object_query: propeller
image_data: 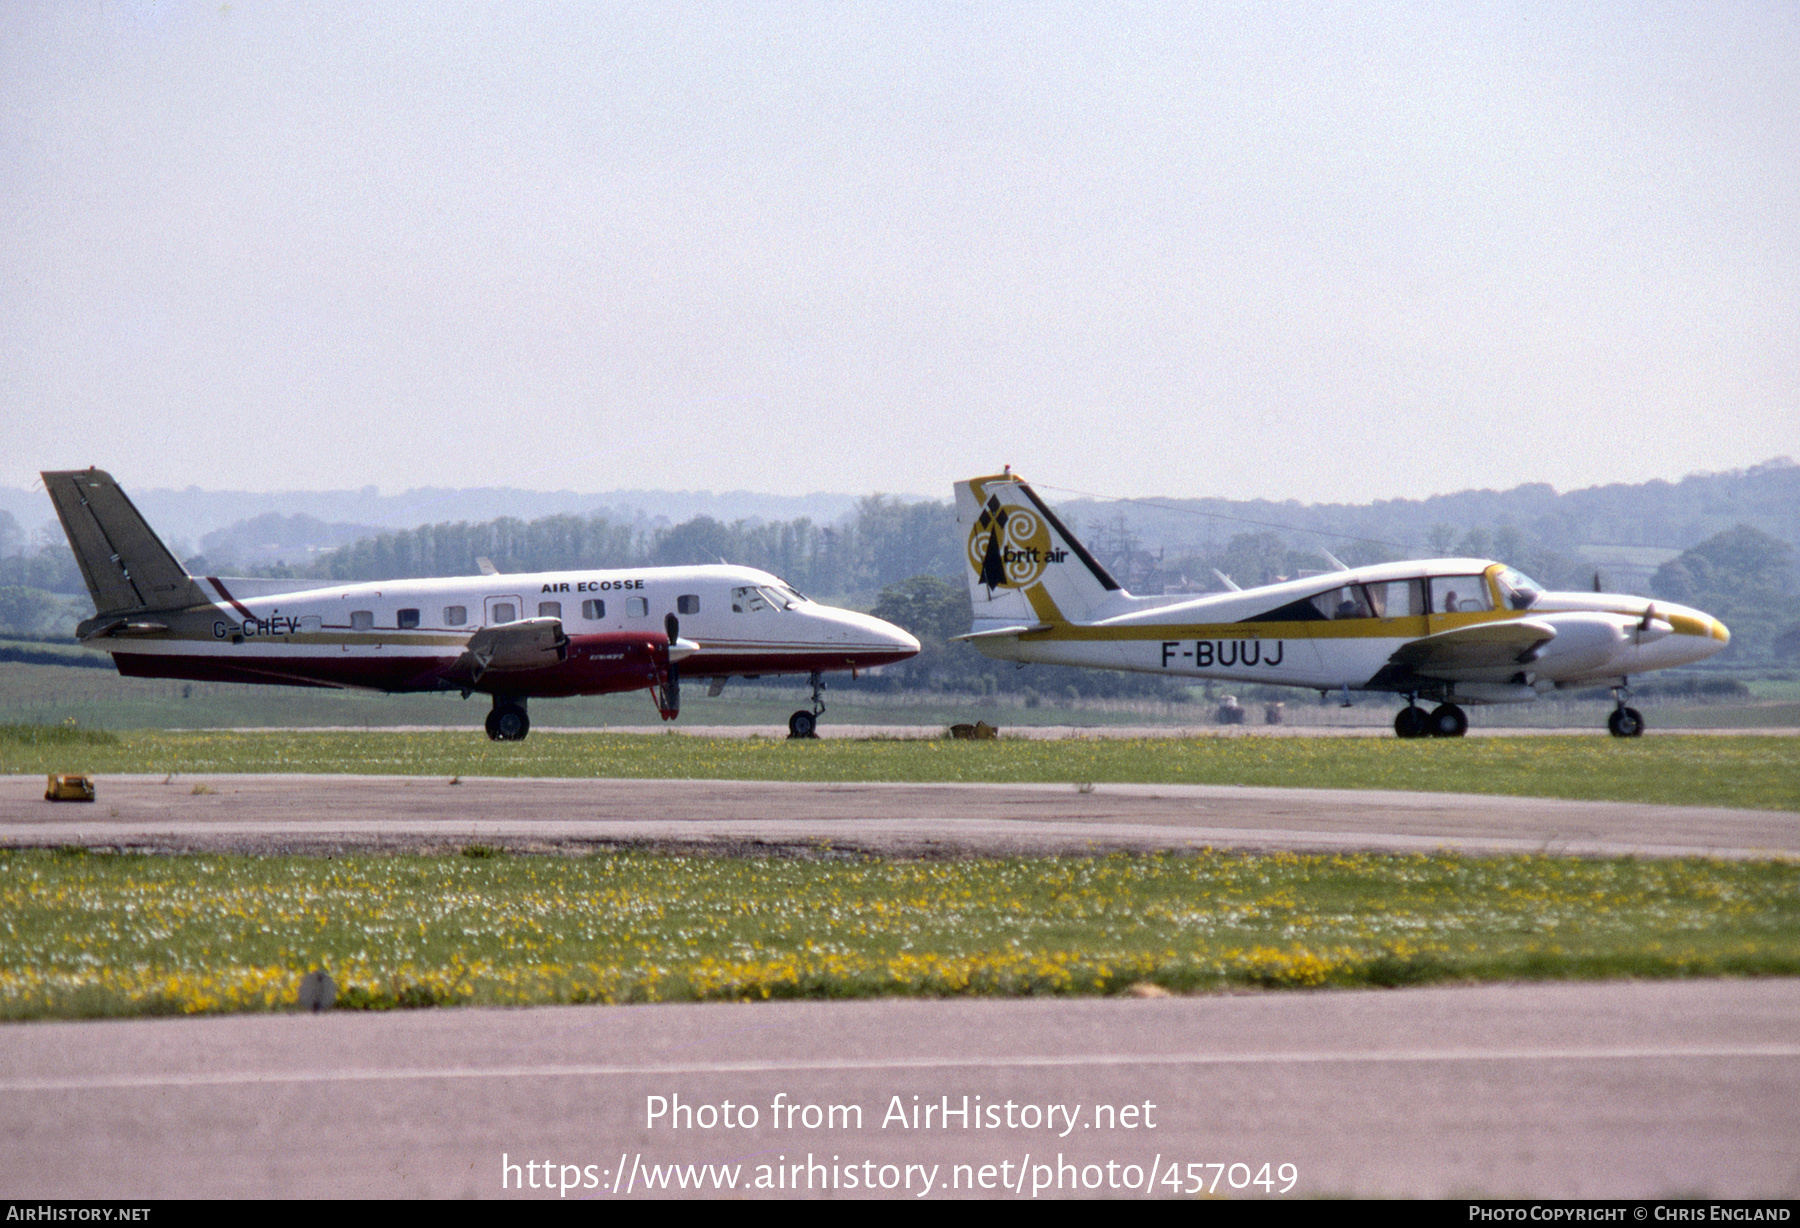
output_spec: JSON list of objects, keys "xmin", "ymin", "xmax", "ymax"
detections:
[{"xmin": 662, "ymin": 613, "xmax": 681, "ymax": 715}]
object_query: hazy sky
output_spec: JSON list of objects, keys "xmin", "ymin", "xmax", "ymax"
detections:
[{"xmin": 4, "ymin": 2, "xmax": 1795, "ymax": 504}]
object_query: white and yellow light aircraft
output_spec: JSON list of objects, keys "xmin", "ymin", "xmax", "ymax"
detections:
[
  {"xmin": 954, "ymin": 471, "xmax": 1730, "ymax": 737},
  {"xmin": 43, "ymin": 469, "xmax": 918, "ymax": 739}
]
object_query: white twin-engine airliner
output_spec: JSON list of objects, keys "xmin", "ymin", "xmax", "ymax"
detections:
[
  {"xmin": 954, "ymin": 471, "xmax": 1730, "ymax": 738},
  {"xmin": 43, "ymin": 469, "xmax": 919, "ymax": 740}
]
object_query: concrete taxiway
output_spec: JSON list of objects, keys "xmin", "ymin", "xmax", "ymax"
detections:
[{"xmin": 3, "ymin": 772, "xmax": 1795, "ymax": 859}]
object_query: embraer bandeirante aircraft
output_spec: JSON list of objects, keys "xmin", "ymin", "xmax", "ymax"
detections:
[
  {"xmin": 954, "ymin": 471, "xmax": 1730, "ymax": 737},
  {"xmin": 42, "ymin": 469, "xmax": 918, "ymax": 740}
]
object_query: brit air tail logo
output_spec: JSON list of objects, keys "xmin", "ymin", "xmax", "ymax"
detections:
[{"xmin": 968, "ymin": 494, "xmax": 1068, "ymax": 595}]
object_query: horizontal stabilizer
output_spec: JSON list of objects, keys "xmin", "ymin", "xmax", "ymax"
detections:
[
  {"xmin": 951, "ymin": 623, "xmax": 1052, "ymax": 642},
  {"xmin": 83, "ymin": 618, "xmax": 171, "ymax": 637}
]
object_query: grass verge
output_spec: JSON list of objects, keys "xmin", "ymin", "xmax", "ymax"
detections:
[
  {"xmin": 3, "ymin": 727, "xmax": 1796, "ymax": 810},
  {"xmin": 2, "ymin": 848, "xmax": 1795, "ymax": 1020}
]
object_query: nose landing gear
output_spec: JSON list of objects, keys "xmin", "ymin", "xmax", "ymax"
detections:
[
  {"xmin": 1608, "ymin": 683, "xmax": 1644, "ymax": 738},
  {"xmin": 788, "ymin": 670, "xmax": 826, "ymax": 739}
]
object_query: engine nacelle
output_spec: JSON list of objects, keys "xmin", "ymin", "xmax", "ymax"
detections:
[{"xmin": 1527, "ymin": 612, "xmax": 1632, "ymax": 679}]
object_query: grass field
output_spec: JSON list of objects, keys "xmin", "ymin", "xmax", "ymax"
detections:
[
  {"xmin": 3, "ymin": 847, "xmax": 1794, "ymax": 1020},
  {"xmin": 4, "ymin": 725, "xmax": 1797, "ymax": 811},
  {"xmin": 4, "ymin": 724, "xmax": 1794, "ymax": 1021}
]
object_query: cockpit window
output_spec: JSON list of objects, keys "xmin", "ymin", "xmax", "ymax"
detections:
[
  {"xmin": 731, "ymin": 584, "xmax": 806, "ymax": 613},
  {"xmin": 1492, "ymin": 566, "xmax": 1542, "ymax": 610},
  {"xmin": 1430, "ymin": 575, "xmax": 1493, "ymax": 614}
]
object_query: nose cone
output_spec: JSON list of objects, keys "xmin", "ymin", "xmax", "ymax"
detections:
[
  {"xmin": 858, "ymin": 610, "xmax": 922, "ymax": 662},
  {"xmin": 1663, "ymin": 606, "xmax": 1730, "ymax": 667},
  {"xmin": 812, "ymin": 607, "xmax": 920, "ymax": 665}
]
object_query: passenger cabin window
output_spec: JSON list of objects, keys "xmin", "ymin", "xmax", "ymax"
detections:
[
  {"xmin": 1430, "ymin": 575, "xmax": 1492, "ymax": 614},
  {"xmin": 489, "ymin": 602, "xmax": 517, "ymax": 624},
  {"xmin": 677, "ymin": 594, "xmax": 700, "ymax": 615},
  {"xmin": 626, "ymin": 596, "xmax": 648, "ymax": 617},
  {"xmin": 444, "ymin": 605, "xmax": 467, "ymax": 626},
  {"xmin": 1315, "ymin": 585, "xmax": 1372, "ymax": 620},
  {"xmin": 582, "ymin": 599, "xmax": 605, "ymax": 620},
  {"xmin": 1365, "ymin": 579, "xmax": 1424, "ymax": 618},
  {"xmin": 1270, "ymin": 578, "xmax": 1435, "ymax": 620},
  {"xmin": 397, "ymin": 608, "xmax": 421, "ymax": 629},
  {"xmin": 538, "ymin": 601, "xmax": 561, "ymax": 619},
  {"xmin": 1244, "ymin": 583, "xmax": 1388, "ymax": 623},
  {"xmin": 350, "ymin": 610, "xmax": 374, "ymax": 631}
]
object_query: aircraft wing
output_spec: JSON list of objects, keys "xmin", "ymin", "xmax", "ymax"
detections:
[
  {"xmin": 457, "ymin": 617, "xmax": 569, "ymax": 681},
  {"xmin": 1385, "ymin": 619, "xmax": 1558, "ymax": 678}
]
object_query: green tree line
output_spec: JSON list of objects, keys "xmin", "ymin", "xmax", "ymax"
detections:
[{"xmin": 300, "ymin": 495, "xmax": 962, "ymax": 605}]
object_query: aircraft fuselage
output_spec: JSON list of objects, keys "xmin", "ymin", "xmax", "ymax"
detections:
[
  {"xmin": 971, "ymin": 559, "xmax": 1729, "ymax": 700},
  {"xmin": 92, "ymin": 564, "xmax": 918, "ymax": 697}
]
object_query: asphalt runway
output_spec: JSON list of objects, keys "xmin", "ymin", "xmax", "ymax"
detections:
[
  {"xmin": 1, "ymin": 979, "xmax": 1795, "ymax": 1199},
  {"xmin": 4, "ymin": 771, "xmax": 1795, "ymax": 859}
]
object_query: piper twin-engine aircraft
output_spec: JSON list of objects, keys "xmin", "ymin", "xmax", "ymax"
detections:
[
  {"xmin": 954, "ymin": 471, "xmax": 1730, "ymax": 737},
  {"xmin": 42, "ymin": 469, "xmax": 918, "ymax": 740}
]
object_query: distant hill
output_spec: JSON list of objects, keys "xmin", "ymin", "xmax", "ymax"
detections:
[
  {"xmin": 0, "ymin": 483, "xmax": 883, "ymax": 565},
  {"xmin": 3, "ymin": 458, "xmax": 1793, "ymax": 587},
  {"xmin": 1050, "ymin": 457, "xmax": 1800, "ymax": 594},
  {"xmin": 1051, "ymin": 456, "xmax": 1799, "ymax": 556}
]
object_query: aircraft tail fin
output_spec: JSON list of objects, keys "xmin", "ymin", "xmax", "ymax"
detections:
[
  {"xmin": 40, "ymin": 469, "xmax": 209, "ymax": 616},
  {"xmin": 954, "ymin": 472, "xmax": 1122, "ymax": 626}
]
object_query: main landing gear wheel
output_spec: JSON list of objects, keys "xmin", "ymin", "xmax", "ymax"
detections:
[
  {"xmin": 1428, "ymin": 703, "xmax": 1468, "ymax": 738},
  {"xmin": 1394, "ymin": 706, "xmax": 1431, "ymax": 739},
  {"xmin": 485, "ymin": 700, "xmax": 530, "ymax": 742},
  {"xmin": 1608, "ymin": 706, "xmax": 1644, "ymax": 738}
]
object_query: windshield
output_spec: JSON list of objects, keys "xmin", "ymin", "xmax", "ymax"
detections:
[
  {"xmin": 1492, "ymin": 566, "xmax": 1543, "ymax": 610},
  {"xmin": 731, "ymin": 584, "xmax": 809, "ymax": 613}
]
